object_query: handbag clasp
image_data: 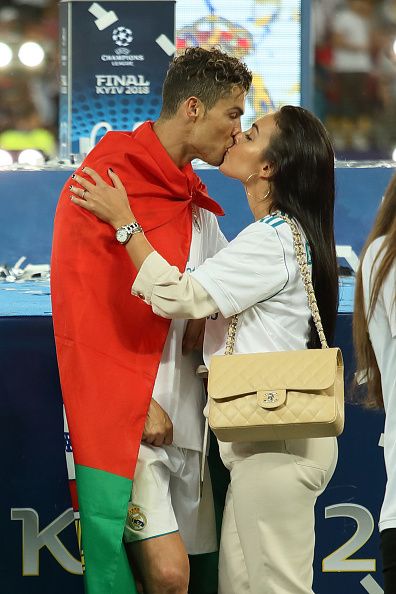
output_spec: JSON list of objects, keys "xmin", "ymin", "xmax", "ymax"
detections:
[{"xmin": 257, "ymin": 389, "xmax": 286, "ymax": 409}]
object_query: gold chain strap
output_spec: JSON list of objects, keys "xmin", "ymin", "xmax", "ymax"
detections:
[
  {"xmin": 224, "ymin": 213, "xmax": 329, "ymax": 356},
  {"xmin": 224, "ymin": 314, "xmax": 239, "ymax": 355}
]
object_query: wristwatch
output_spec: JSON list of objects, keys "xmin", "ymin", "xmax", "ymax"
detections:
[{"xmin": 115, "ymin": 221, "xmax": 143, "ymax": 245}]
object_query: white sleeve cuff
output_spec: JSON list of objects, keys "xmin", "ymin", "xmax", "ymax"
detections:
[{"xmin": 132, "ymin": 251, "xmax": 176, "ymax": 303}]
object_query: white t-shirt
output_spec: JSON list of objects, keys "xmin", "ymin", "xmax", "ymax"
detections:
[
  {"xmin": 333, "ymin": 9, "xmax": 372, "ymax": 73},
  {"xmin": 152, "ymin": 206, "xmax": 227, "ymax": 452},
  {"xmin": 362, "ymin": 237, "xmax": 396, "ymax": 532},
  {"xmin": 192, "ymin": 214, "xmax": 312, "ymax": 466}
]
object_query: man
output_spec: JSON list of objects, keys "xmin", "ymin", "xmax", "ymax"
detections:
[{"xmin": 51, "ymin": 47, "xmax": 251, "ymax": 594}]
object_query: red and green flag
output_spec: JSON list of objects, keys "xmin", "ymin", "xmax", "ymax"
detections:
[{"xmin": 51, "ymin": 122, "xmax": 223, "ymax": 593}]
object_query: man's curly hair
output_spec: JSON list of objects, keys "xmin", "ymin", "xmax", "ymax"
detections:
[{"xmin": 160, "ymin": 47, "xmax": 252, "ymax": 118}]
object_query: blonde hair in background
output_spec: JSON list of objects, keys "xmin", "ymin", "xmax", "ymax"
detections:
[{"xmin": 353, "ymin": 175, "xmax": 396, "ymax": 407}]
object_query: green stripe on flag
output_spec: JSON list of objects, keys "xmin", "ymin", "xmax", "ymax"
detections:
[{"xmin": 76, "ymin": 464, "xmax": 137, "ymax": 594}]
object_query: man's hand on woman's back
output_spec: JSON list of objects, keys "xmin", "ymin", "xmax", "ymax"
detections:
[{"xmin": 142, "ymin": 399, "xmax": 173, "ymax": 446}]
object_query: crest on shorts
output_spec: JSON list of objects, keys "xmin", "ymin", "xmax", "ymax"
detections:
[{"xmin": 127, "ymin": 506, "xmax": 147, "ymax": 532}]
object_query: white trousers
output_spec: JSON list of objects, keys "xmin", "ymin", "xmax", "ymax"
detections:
[{"xmin": 218, "ymin": 437, "xmax": 338, "ymax": 594}]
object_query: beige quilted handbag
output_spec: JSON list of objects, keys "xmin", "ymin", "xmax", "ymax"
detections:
[{"xmin": 207, "ymin": 214, "xmax": 344, "ymax": 442}]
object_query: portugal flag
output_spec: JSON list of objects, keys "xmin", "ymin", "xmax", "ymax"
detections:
[{"xmin": 51, "ymin": 122, "xmax": 223, "ymax": 593}]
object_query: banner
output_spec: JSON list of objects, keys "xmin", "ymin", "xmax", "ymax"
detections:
[
  {"xmin": 59, "ymin": 0, "xmax": 175, "ymax": 159},
  {"xmin": 175, "ymin": 0, "xmax": 306, "ymax": 127}
]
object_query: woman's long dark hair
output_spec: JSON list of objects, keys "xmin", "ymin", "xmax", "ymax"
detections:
[
  {"xmin": 266, "ymin": 106, "xmax": 338, "ymax": 347},
  {"xmin": 353, "ymin": 175, "xmax": 396, "ymax": 408}
]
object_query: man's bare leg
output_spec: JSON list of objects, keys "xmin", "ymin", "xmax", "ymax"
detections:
[{"xmin": 126, "ymin": 532, "xmax": 189, "ymax": 594}]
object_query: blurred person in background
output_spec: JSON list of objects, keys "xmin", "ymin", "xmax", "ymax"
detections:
[
  {"xmin": 374, "ymin": 11, "xmax": 396, "ymax": 154},
  {"xmin": 0, "ymin": 104, "xmax": 56, "ymax": 160},
  {"xmin": 312, "ymin": 0, "xmax": 340, "ymax": 121},
  {"xmin": 330, "ymin": 0, "xmax": 376, "ymax": 151},
  {"xmin": 376, "ymin": 25, "xmax": 396, "ymax": 153},
  {"xmin": 0, "ymin": 0, "xmax": 58, "ymax": 157},
  {"xmin": 353, "ymin": 175, "xmax": 396, "ymax": 594}
]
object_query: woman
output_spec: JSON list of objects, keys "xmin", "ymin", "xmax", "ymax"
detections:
[
  {"xmin": 353, "ymin": 176, "xmax": 396, "ymax": 594},
  {"xmin": 70, "ymin": 106, "xmax": 339, "ymax": 594}
]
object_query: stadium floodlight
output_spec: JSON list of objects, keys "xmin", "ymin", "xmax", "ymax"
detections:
[
  {"xmin": 0, "ymin": 42, "xmax": 12, "ymax": 68},
  {"xmin": 18, "ymin": 42, "xmax": 45, "ymax": 68},
  {"xmin": 18, "ymin": 149, "xmax": 45, "ymax": 166},
  {"xmin": 0, "ymin": 149, "xmax": 13, "ymax": 166}
]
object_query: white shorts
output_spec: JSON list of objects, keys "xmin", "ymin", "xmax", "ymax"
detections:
[{"xmin": 124, "ymin": 443, "xmax": 218, "ymax": 555}]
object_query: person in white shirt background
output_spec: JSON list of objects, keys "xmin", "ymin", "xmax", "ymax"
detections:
[
  {"xmin": 70, "ymin": 105, "xmax": 339, "ymax": 594},
  {"xmin": 330, "ymin": 0, "xmax": 375, "ymax": 150},
  {"xmin": 353, "ymin": 176, "xmax": 396, "ymax": 594}
]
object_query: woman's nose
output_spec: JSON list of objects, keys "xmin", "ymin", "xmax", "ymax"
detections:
[{"xmin": 233, "ymin": 131, "xmax": 244, "ymax": 144}]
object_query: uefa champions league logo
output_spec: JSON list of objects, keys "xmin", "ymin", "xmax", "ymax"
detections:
[{"xmin": 112, "ymin": 26, "xmax": 133, "ymax": 47}]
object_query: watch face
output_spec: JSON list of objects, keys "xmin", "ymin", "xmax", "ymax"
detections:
[{"xmin": 116, "ymin": 228, "xmax": 129, "ymax": 244}]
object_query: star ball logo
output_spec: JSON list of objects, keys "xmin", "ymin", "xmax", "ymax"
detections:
[{"xmin": 112, "ymin": 26, "xmax": 133, "ymax": 47}]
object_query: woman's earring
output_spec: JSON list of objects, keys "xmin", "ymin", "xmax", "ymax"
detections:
[
  {"xmin": 245, "ymin": 172, "xmax": 258, "ymax": 185},
  {"xmin": 263, "ymin": 184, "xmax": 271, "ymax": 201}
]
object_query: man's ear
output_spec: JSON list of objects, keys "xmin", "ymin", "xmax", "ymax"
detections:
[{"xmin": 185, "ymin": 96, "xmax": 203, "ymax": 121}]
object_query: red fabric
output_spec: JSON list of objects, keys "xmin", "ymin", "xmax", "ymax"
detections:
[
  {"xmin": 68, "ymin": 479, "xmax": 79, "ymax": 512},
  {"xmin": 51, "ymin": 121, "xmax": 223, "ymax": 479}
]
